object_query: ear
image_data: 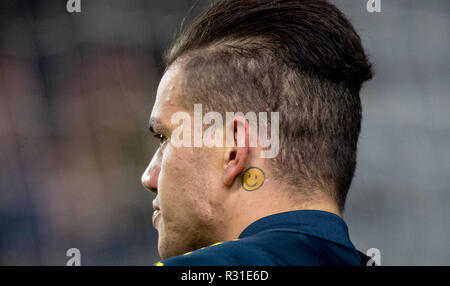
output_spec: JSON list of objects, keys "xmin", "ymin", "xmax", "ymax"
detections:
[{"xmin": 223, "ymin": 117, "xmax": 250, "ymax": 186}]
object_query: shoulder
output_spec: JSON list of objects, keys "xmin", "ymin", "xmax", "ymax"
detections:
[
  {"xmin": 153, "ymin": 229, "xmax": 366, "ymax": 266},
  {"xmin": 153, "ymin": 231, "xmax": 316, "ymax": 266},
  {"xmin": 153, "ymin": 239, "xmax": 257, "ymax": 266}
]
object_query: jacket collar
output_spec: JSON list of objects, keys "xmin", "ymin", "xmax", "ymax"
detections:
[{"xmin": 238, "ymin": 210, "xmax": 356, "ymax": 250}]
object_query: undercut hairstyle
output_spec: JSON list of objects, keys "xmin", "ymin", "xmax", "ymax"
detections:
[{"xmin": 164, "ymin": 0, "xmax": 373, "ymax": 212}]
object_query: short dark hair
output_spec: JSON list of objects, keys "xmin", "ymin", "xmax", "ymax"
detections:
[{"xmin": 164, "ymin": 0, "xmax": 373, "ymax": 212}]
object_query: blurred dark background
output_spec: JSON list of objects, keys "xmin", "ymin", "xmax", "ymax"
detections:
[{"xmin": 0, "ymin": 0, "xmax": 449, "ymax": 265}]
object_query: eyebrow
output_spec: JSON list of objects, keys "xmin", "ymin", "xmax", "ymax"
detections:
[{"xmin": 148, "ymin": 117, "xmax": 169, "ymax": 135}]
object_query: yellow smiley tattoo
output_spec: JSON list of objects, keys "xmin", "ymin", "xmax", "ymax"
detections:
[{"xmin": 242, "ymin": 167, "xmax": 265, "ymax": 191}]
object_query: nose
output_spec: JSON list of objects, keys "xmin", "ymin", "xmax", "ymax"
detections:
[{"xmin": 141, "ymin": 151, "xmax": 161, "ymax": 194}]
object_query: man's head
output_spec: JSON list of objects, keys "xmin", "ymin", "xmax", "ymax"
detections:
[{"xmin": 142, "ymin": 0, "xmax": 372, "ymax": 259}]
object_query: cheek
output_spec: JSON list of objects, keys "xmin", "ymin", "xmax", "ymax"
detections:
[
  {"xmin": 158, "ymin": 146, "xmax": 220, "ymax": 221},
  {"xmin": 158, "ymin": 146, "xmax": 197, "ymax": 215}
]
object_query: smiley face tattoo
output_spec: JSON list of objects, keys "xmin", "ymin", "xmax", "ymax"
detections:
[{"xmin": 242, "ymin": 167, "xmax": 265, "ymax": 191}]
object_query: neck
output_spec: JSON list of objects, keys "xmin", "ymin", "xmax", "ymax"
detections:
[{"xmin": 221, "ymin": 188, "xmax": 341, "ymax": 242}]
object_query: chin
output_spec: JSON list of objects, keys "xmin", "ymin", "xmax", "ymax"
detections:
[{"xmin": 157, "ymin": 236, "xmax": 185, "ymax": 259}]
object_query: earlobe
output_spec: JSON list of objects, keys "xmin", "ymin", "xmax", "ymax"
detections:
[
  {"xmin": 223, "ymin": 118, "xmax": 250, "ymax": 187},
  {"xmin": 223, "ymin": 149, "xmax": 246, "ymax": 186}
]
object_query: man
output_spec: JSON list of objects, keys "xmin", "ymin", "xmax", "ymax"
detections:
[{"xmin": 141, "ymin": 0, "xmax": 373, "ymax": 266}]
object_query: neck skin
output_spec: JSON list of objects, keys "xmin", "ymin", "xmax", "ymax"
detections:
[{"xmin": 220, "ymin": 181, "xmax": 341, "ymax": 242}]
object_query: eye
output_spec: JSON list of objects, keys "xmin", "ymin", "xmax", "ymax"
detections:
[{"xmin": 153, "ymin": 133, "xmax": 167, "ymax": 145}]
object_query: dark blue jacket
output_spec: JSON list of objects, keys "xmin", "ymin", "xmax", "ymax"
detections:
[{"xmin": 153, "ymin": 210, "xmax": 370, "ymax": 266}]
